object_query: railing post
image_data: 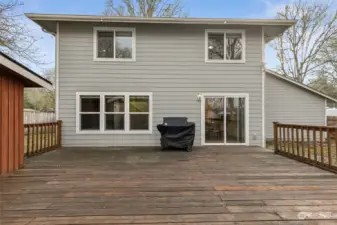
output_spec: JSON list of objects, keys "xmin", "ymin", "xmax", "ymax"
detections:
[
  {"xmin": 273, "ymin": 122, "xmax": 279, "ymax": 153},
  {"xmin": 327, "ymin": 128, "xmax": 332, "ymax": 167},
  {"xmin": 57, "ymin": 120, "xmax": 62, "ymax": 148},
  {"xmin": 334, "ymin": 128, "xmax": 337, "ymax": 164},
  {"xmin": 26, "ymin": 125, "xmax": 30, "ymax": 156},
  {"xmin": 296, "ymin": 127, "xmax": 300, "ymax": 156}
]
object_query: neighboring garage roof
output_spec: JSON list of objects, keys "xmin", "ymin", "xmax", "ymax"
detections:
[
  {"xmin": 0, "ymin": 52, "xmax": 53, "ymax": 90},
  {"xmin": 25, "ymin": 13, "xmax": 296, "ymax": 42},
  {"xmin": 266, "ymin": 69, "xmax": 337, "ymax": 103}
]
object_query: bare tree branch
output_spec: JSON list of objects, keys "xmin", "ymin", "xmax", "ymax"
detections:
[
  {"xmin": 0, "ymin": 0, "xmax": 43, "ymax": 65},
  {"xmin": 271, "ymin": 0, "xmax": 337, "ymax": 83},
  {"xmin": 103, "ymin": 0, "xmax": 186, "ymax": 17},
  {"xmin": 319, "ymin": 37, "xmax": 337, "ymax": 81}
]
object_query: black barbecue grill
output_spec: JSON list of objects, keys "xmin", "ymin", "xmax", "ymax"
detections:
[{"xmin": 157, "ymin": 117, "xmax": 195, "ymax": 152}]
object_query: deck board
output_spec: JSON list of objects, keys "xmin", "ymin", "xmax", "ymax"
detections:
[{"xmin": 1, "ymin": 146, "xmax": 337, "ymax": 224}]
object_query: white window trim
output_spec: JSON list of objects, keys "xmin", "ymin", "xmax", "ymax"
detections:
[
  {"xmin": 200, "ymin": 93, "xmax": 249, "ymax": 146},
  {"xmin": 205, "ymin": 29, "xmax": 246, "ymax": 64},
  {"xmin": 93, "ymin": 27, "xmax": 136, "ymax": 62},
  {"xmin": 76, "ymin": 92, "xmax": 152, "ymax": 134}
]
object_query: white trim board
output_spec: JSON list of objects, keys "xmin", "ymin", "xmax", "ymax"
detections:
[
  {"xmin": 325, "ymin": 99, "xmax": 327, "ymax": 126},
  {"xmin": 200, "ymin": 93, "xmax": 249, "ymax": 146},
  {"xmin": 76, "ymin": 92, "xmax": 153, "ymax": 134},
  {"xmin": 266, "ymin": 69, "xmax": 337, "ymax": 103},
  {"xmin": 0, "ymin": 54, "xmax": 53, "ymax": 90}
]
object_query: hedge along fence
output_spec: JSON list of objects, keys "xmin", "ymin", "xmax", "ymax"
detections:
[{"xmin": 24, "ymin": 120, "xmax": 62, "ymax": 157}]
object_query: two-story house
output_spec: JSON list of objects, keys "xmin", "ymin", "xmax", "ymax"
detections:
[{"xmin": 27, "ymin": 14, "xmax": 336, "ymax": 148}]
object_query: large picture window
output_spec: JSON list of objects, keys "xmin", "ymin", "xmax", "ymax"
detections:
[
  {"xmin": 206, "ymin": 29, "xmax": 245, "ymax": 63},
  {"xmin": 94, "ymin": 27, "xmax": 136, "ymax": 61},
  {"xmin": 76, "ymin": 92, "xmax": 152, "ymax": 134}
]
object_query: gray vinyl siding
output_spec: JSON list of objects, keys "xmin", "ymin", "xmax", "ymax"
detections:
[
  {"xmin": 265, "ymin": 74, "xmax": 326, "ymax": 140},
  {"xmin": 58, "ymin": 22, "xmax": 263, "ymax": 147}
]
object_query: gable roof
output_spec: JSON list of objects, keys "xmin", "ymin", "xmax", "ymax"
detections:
[
  {"xmin": 25, "ymin": 13, "xmax": 296, "ymax": 42},
  {"xmin": 0, "ymin": 52, "xmax": 53, "ymax": 90},
  {"xmin": 266, "ymin": 69, "xmax": 337, "ymax": 103}
]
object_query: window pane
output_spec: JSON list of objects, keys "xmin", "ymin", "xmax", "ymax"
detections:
[
  {"xmin": 105, "ymin": 114, "xmax": 125, "ymax": 130},
  {"xmin": 130, "ymin": 96, "xmax": 149, "ymax": 112},
  {"xmin": 205, "ymin": 97, "xmax": 224, "ymax": 144},
  {"xmin": 105, "ymin": 96, "xmax": 125, "ymax": 112},
  {"xmin": 130, "ymin": 114, "xmax": 149, "ymax": 130},
  {"xmin": 226, "ymin": 98, "xmax": 245, "ymax": 143},
  {"xmin": 208, "ymin": 33, "xmax": 224, "ymax": 60},
  {"xmin": 226, "ymin": 33, "xmax": 242, "ymax": 60},
  {"xmin": 97, "ymin": 31, "xmax": 114, "ymax": 58},
  {"xmin": 116, "ymin": 31, "xmax": 133, "ymax": 59},
  {"xmin": 81, "ymin": 96, "xmax": 100, "ymax": 112},
  {"xmin": 80, "ymin": 114, "xmax": 100, "ymax": 130}
]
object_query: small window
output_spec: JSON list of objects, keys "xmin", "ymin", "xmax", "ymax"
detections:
[
  {"xmin": 77, "ymin": 93, "xmax": 152, "ymax": 134},
  {"xmin": 94, "ymin": 27, "xmax": 135, "ymax": 61},
  {"xmin": 129, "ymin": 96, "xmax": 150, "ymax": 130},
  {"xmin": 105, "ymin": 96, "xmax": 125, "ymax": 130},
  {"xmin": 206, "ymin": 30, "xmax": 245, "ymax": 63},
  {"xmin": 79, "ymin": 96, "xmax": 100, "ymax": 131},
  {"xmin": 97, "ymin": 31, "xmax": 114, "ymax": 58},
  {"xmin": 226, "ymin": 33, "xmax": 243, "ymax": 60},
  {"xmin": 208, "ymin": 33, "xmax": 224, "ymax": 60},
  {"xmin": 116, "ymin": 31, "xmax": 133, "ymax": 59}
]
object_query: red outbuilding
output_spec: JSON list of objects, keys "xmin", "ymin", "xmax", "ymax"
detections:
[{"xmin": 0, "ymin": 52, "xmax": 53, "ymax": 175}]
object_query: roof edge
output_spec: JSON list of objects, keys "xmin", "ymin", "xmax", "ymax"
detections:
[
  {"xmin": 266, "ymin": 69, "xmax": 337, "ymax": 103},
  {"xmin": 25, "ymin": 13, "xmax": 297, "ymax": 26},
  {"xmin": 0, "ymin": 52, "xmax": 53, "ymax": 90}
]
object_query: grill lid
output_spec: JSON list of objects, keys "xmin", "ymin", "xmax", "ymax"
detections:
[{"xmin": 163, "ymin": 117, "xmax": 188, "ymax": 125}]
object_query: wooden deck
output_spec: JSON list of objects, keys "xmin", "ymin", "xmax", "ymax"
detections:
[{"xmin": 1, "ymin": 146, "xmax": 337, "ymax": 224}]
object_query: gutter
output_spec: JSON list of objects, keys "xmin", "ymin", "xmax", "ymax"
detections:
[
  {"xmin": 25, "ymin": 13, "xmax": 297, "ymax": 26},
  {"xmin": 42, "ymin": 28, "xmax": 56, "ymax": 36}
]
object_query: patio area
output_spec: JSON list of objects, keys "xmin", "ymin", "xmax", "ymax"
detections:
[{"xmin": 1, "ymin": 146, "xmax": 337, "ymax": 224}]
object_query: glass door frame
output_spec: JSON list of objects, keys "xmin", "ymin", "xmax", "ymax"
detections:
[{"xmin": 201, "ymin": 93, "xmax": 249, "ymax": 146}]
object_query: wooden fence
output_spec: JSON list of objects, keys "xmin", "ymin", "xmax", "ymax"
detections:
[
  {"xmin": 327, "ymin": 116, "xmax": 337, "ymax": 127},
  {"xmin": 273, "ymin": 122, "xmax": 337, "ymax": 173},
  {"xmin": 24, "ymin": 120, "xmax": 62, "ymax": 157},
  {"xmin": 24, "ymin": 111, "xmax": 55, "ymax": 124}
]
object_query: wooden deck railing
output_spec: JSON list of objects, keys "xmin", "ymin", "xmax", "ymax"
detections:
[
  {"xmin": 24, "ymin": 120, "xmax": 62, "ymax": 157},
  {"xmin": 273, "ymin": 122, "xmax": 337, "ymax": 173}
]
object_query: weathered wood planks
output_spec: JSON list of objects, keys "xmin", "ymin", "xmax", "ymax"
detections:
[{"xmin": 1, "ymin": 146, "xmax": 337, "ymax": 224}]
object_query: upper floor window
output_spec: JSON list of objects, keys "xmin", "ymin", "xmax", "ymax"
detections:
[
  {"xmin": 93, "ymin": 27, "xmax": 136, "ymax": 61},
  {"xmin": 205, "ymin": 29, "xmax": 245, "ymax": 63}
]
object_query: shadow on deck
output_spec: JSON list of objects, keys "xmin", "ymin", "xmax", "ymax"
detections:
[{"xmin": 1, "ymin": 146, "xmax": 337, "ymax": 224}]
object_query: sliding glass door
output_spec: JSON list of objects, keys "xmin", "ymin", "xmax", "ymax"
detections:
[{"xmin": 203, "ymin": 94, "xmax": 248, "ymax": 145}]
